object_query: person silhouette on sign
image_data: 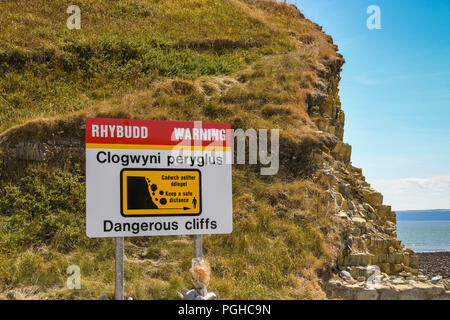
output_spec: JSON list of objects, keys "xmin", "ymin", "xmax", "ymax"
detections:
[{"xmin": 192, "ymin": 197, "xmax": 197, "ymax": 209}]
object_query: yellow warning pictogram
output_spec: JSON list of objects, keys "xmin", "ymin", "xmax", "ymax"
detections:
[{"xmin": 121, "ymin": 169, "xmax": 201, "ymax": 216}]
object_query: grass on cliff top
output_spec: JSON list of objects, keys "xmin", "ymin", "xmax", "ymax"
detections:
[{"xmin": 0, "ymin": 0, "xmax": 311, "ymax": 132}]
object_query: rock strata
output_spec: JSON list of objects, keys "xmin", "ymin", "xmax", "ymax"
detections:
[
  {"xmin": 327, "ymin": 273, "xmax": 450, "ymax": 300},
  {"xmin": 306, "ymin": 53, "xmax": 445, "ymax": 300}
]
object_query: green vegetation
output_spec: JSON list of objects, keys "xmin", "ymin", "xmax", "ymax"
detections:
[
  {"xmin": 0, "ymin": 165, "xmax": 340, "ymax": 299},
  {"xmin": 0, "ymin": 0, "xmax": 343, "ymax": 299}
]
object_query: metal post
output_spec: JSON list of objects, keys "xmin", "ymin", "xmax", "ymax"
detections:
[
  {"xmin": 115, "ymin": 237, "xmax": 124, "ymax": 300},
  {"xmin": 194, "ymin": 235, "xmax": 202, "ymax": 259},
  {"xmin": 193, "ymin": 234, "xmax": 207, "ymax": 297}
]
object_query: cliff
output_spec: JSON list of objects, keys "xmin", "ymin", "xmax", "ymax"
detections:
[{"xmin": 0, "ymin": 0, "xmax": 447, "ymax": 300}]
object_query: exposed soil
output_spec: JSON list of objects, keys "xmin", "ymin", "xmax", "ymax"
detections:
[{"xmin": 418, "ymin": 251, "xmax": 450, "ymax": 279}]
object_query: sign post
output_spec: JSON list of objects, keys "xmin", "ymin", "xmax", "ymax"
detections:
[
  {"xmin": 85, "ymin": 118, "xmax": 233, "ymax": 298},
  {"xmin": 194, "ymin": 235, "xmax": 202, "ymax": 259},
  {"xmin": 114, "ymin": 237, "xmax": 124, "ymax": 300}
]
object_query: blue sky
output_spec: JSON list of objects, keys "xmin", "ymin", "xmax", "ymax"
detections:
[{"xmin": 286, "ymin": 0, "xmax": 450, "ymax": 210}]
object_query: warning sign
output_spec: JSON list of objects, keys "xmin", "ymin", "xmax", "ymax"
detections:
[
  {"xmin": 85, "ymin": 118, "xmax": 233, "ymax": 238},
  {"xmin": 121, "ymin": 169, "xmax": 201, "ymax": 216}
]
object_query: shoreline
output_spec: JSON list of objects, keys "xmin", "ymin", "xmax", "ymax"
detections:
[{"xmin": 417, "ymin": 251, "xmax": 450, "ymax": 279}]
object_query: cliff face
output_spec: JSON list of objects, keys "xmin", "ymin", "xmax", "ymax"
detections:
[
  {"xmin": 303, "ymin": 50, "xmax": 420, "ymax": 277},
  {"xmin": 305, "ymin": 21, "xmax": 449, "ymax": 299}
]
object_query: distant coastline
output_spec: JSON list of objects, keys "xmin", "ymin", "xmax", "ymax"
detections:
[
  {"xmin": 396, "ymin": 209, "xmax": 450, "ymax": 221},
  {"xmin": 396, "ymin": 210, "xmax": 450, "ymax": 253}
]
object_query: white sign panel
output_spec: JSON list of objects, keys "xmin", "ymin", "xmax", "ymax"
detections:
[{"xmin": 86, "ymin": 118, "xmax": 233, "ymax": 238}]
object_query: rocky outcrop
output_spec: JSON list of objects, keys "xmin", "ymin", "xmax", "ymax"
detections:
[
  {"xmin": 5, "ymin": 139, "xmax": 83, "ymax": 162},
  {"xmin": 306, "ymin": 39, "xmax": 449, "ymax": 299},
  {"xmin": 324, "ymin": 157, "xmax": 419, "ymax": 277},
  {"xmin": 327, "ymin": 277, "xmax": 450, "ymax": 300}
]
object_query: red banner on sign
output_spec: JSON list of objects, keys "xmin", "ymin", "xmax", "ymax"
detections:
[{"xmin": 85, "ymin": 118, "xmax": 231, "ymax": 149}]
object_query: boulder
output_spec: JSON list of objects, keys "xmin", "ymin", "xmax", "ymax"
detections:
[
  {"xmin": 337, "ymin": 211, "xmax": 350, "ymax": 220},
  {"xmin": 339, "ymin": 270, "xmax": 353, "ymax": 281},
  {"xmin": 391, "ymin": 264, "xmax": 404, "ymax": 274},
  {"xmin": 417, "ymin": 275, "xmax": 428, "ymax": 282},
  {"xmin": 364, "ymin": 191, "xmax": 383, "ymax": 207},
  {"xmin": 430, "ymin": 276, "xmax": 443, "ymax": 284}
]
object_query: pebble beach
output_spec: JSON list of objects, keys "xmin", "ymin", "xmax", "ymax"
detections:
[{"xmin": 418, "ymin": 251, "xmax": 450, "ymax": 279}]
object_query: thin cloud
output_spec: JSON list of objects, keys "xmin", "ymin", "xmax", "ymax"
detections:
[
  {"xmin": 373, "ymin": 175, "xmax": 450, "ymax": 210},
  {"xmin": 348, "ymin": 75, "xmax": 379, "ymax": 85}
]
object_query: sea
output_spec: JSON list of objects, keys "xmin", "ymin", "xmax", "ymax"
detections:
[{"xmin": 396, "ymin": 210, "xmax": 450, "ymax": 252}]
